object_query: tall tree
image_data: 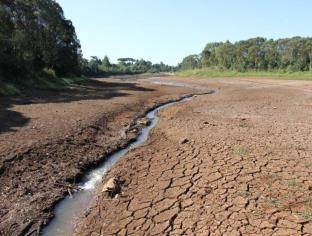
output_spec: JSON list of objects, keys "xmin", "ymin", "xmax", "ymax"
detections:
[
  {"xmin": 0, "ymin": 0, "xmax": 81, "ymax": 81},
  {"xmin": 180, "ymin": 55, "xmax": 201, "ymax": 70},
  {"xmin": 187, "ymin": 37, "xmax": 312, "ymax": 72},
  {"xmin": 102, "ymin": 56, "xmax": 111, "ymax": 68}
]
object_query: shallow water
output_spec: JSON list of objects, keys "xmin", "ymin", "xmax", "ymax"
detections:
[{"xmin": 41, "ymin": 96, "xmax": 193, "ymax": 236}]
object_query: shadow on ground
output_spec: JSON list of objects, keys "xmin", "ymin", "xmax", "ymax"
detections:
[
  {"xmin": 0, "ymin": 103, "xmax": 30, "ymax": 134},
  {"xmin": 0, "ymin": 79, "xmax": 155, "ymax": 134}
]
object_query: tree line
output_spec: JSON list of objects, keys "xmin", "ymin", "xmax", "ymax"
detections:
[
  {"xmin": 0, "ymin": 0, "xmax": 174, "ymax": 84},
  {"xmin": 179, "ymin": 37, "xmax": 312, "ymax": 72},
  {"xmin": 81, "ymin": 56, "xmax": 175, "ymax": 77},
  {"xmin": 0, "ymin": 0, "xmax": 81, "ymax": 81}
]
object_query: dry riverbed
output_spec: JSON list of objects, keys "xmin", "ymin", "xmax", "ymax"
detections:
[
  {"xmin": 76, "ymin": 77, "xmax": 312, "ymax": 236},
  {"xmin": 0, "ymin": 75, "xmax": 196, "ymax": 236},
  {"xmin": 1, "ymin": 75, "xmax": 312, "ymax": 235}
]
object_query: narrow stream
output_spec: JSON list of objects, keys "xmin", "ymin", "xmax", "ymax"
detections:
[{"xmin": 41, "ymin": 95, "xmax": 196, "ymax": 236}]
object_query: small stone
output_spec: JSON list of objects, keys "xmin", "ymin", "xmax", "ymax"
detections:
[
  {"xmin": 259, "ymin": 220, "xmax": 275, "ymax": 229},
  {"xmin": 138, "ymin": 118, "xmax": 150, "ymax": 126},
  {"xmin": 101, "ymin": 176, "xmax": 122, "ymax": 198},
  {"xmin": 130, "ymin": 128, "xmax": 138, "ymax": 133},
  {"xmin": 180, "ymin": 138, "xmax": 189, "ymax": 144}
]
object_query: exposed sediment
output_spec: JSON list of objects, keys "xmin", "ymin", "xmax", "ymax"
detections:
[
  {"xmin": 75, "ymin": 77, "xmax": 312, "ymax": 235},
  {"xmin": 0, "ymin": 77, "xmax": 196, "ymax": 236}
]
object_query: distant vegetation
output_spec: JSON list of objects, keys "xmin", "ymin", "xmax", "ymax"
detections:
[
  {"xmin": 0, "ymin": 0, "xmax": 81, "ymax": 81},
  {"xmin": 3, "ymin": 1, "xmax": 310, "ymax": 95},
  {"xmin": 179, "ymin": 37, "xmax": 312, "ymax": 77},
  {"xmin": 178, "ymin": 68, "xmax": 312, "ymax": 80},
  {"xmin": 81, "ymin": 56, "xmax": 175, "ymax": 77},
  {"xmin": 0, "ymin": 1, "xmax": 174, "ymax": 95}
]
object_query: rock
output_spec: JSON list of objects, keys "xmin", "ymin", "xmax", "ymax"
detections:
[
  {"xmin": 259, "ymin": 220, "xmax": 275, "ymax": 229},
  {"xmin": 101, "ymin": 176, "xmax": 122, "ymax": 198},
  {"xmin": 129, "ymin": 128, "xmax": 138, "ymax": 133},
  {"xmin": 17, "ymin": 221, "xmax": 34, "ymax": 236},
  {"xmin": 137, "ymin": 118, "xmax": 150, "ymax": 126},
  {"xmin": 180, "ymin": 138, "xmax": 189, "ymax": 144}
]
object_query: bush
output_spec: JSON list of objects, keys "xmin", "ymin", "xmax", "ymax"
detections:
[{"xmin": 40, "ymin": 68, "xmax": 57, "ymax": 80}]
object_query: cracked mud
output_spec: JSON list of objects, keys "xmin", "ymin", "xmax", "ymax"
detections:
[
  {"xmin": 0, "ymin": 76, "xmax": 196, "ymax": 236},
  {"xmin": 76, "ymin": 77, "xmax": 312, "ymax": 236}
]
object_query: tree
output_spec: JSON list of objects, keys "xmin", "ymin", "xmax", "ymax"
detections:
[
  {"xmin": 102, "ymin": 56, "xmax": 111, "ymax": 68},
  {"xmin": 89, "ymin": 56, "xmax": 101, "ymax": 74},
  {"xmin": 180, "ymin": 55, "xmax": 201, "ymax": 70},
  {"xmin": 80, "ymin": 56, "xmax": 175, "ymax": 76},
  {"xmin": 215, "ymin": 41, "xmax": 235, "ymax": 69},
  {"xmin": 0, "ymin": 0, "xmax": 81, "ymax": 81},
  {"xmin": 117, "ymin": 58, "xmax": 136, "ymax": 65},
  {"xmin": 201, "ymin": 42, "xmax": 221, "ymax": 67},
  {"xmin": 181, "ymin": 37, "xmax": 312, "ymax": 72}
]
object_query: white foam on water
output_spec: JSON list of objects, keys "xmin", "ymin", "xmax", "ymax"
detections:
[{"xmin": 79, "ymin": 168, "xmax": 106, "ymax": 190}]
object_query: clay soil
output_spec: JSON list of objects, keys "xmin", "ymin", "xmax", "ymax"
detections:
[
  {"xmin": 0, "ymin": 75, "xmax": 197, "ymax": 236},
  {"xmin": 75, "ymin": 76, "xmax": 312, "ymax": 236}
]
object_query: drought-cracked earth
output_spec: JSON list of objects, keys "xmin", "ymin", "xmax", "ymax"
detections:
[{"xmin": 75, "ymin": 78, "xmax": 312, "ymax": 235}]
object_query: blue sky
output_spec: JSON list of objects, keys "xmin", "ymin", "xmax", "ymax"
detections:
[{"xmin": 57, "ymin": 0, "xmax": 312, "ymax": 65}]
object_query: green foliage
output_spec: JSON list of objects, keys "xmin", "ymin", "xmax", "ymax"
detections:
[
  {"xmin": 0, "ymin": 1, "xmax": 175, "ymax": 95},
  {"xmin": 81, "ymin": 56, "xmax": 176, "ymax": 77},
  {"xmin": 177, "ymin": 68, "xmax": 312, "ymax": 80},
  {"xmin": 302, "ymin": 199, "xmax": 312, "ymax": 221},
  {"xmin": 179, "ymin": 37, "xmax": 312, "ymax": 73},
  {"xmin": 40, "ymin": 68, "xmax": 57, "ymax": 80},
  {"xmin": 0, "ymin": 75, "xmax": 90, "ymax": 96},
  {"xmin": 0, "ymin": 82, "xmax": 20, "ymax": 96},
  {"xmin": 102, "ymin": 56, "xmax": 111, "ymax": 69},
  {"xmin": 0, "ymin": 0, "xmax": 81, "ymax": 82},
  {"xmin": 179, "ymin": 55, "xmax": 201, "ymax": 70}
]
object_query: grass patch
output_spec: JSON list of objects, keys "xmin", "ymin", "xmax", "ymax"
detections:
[
  {"xmin": 302, "ymin": 200, "xmax": 312, "ymax": 221},
  {"xmin": 303, "ymin": 211, "xmax": 312, "ymax": 221},
  {"xmin": 233, "ymin": 147, "xmax": 251, "ymax": 157},
  {"xmin": 268, "ymin": 198, "xmax": 280, "ymax": 206},
  {"xmin": 0, "ymin": 76, "xmax": 90, "ymax": 96},
  {"xmin": 238, "ymin": 191, "xmax": 251, "ymax": 198},
  {"xmin": 304, "ymin": 162, "xmax": 312, "ymax": 168},
  {"xmin": 239, "ymin": 121, "xmax": 252, "ymax": 128},
  {"xmin": 20, "ymin": 76, "xmax": 89, "ymax": 91},
  {"xmin": 177, "ymin": 68, "xmax": 312, "ymax": 80},
  {"xmin": 0, "ymin": 82, "xmax": 20, "ymax": 96},
  {"xmin": 287, "ymin": 179, "xmax": 298, "ymax": 188}
]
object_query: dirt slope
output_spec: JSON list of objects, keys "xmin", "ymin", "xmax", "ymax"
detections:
[
  {"xmin": 0, "ymin": 76, "xmax": 196, "ymax": 236},
  {"xmin": 76, "ymin": 77, "xmax": 312, "ymax": 236}
]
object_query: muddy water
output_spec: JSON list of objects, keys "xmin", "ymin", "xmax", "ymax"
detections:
[{"xmin": 41, "ymin": 96, "xmax": 196, "ymax": 236}]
